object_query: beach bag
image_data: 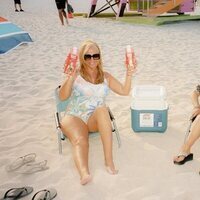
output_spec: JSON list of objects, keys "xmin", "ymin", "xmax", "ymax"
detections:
[
  {"xmin": 68, "ymin": 13, "xmax": 73, "ymax": 18},
  {"xmin": 67, "ymin": 4, "xmax": 74, "ymax": 13}
]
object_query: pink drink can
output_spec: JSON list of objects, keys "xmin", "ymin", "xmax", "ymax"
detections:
[
  {"xmin": 64, "ymin": 47, "xmax": 78, "ymax": 74},
  {"xmin": 125, "ymin": 45, "xmax": 134, "ymax": 68}
]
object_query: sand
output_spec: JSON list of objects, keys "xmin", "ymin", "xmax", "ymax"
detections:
[{"xmin": 0, "ymin": 0, "xmax": 200, "ymax": 199}]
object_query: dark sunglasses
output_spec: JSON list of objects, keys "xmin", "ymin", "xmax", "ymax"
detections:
[{"xmin": 84, "ymin": 53, "xmax": 100, "ymax": 60}]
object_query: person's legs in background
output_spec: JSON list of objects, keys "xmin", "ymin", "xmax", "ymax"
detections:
[
  {"xmin": 58, "ymin": 9, "xmax": 68, "ymax": 25},
  {"xmin": 14, "ymin": 0, "xmax": 24, "ymax": 12},
  {"xmin": 62, "ymin": 9, "xmax": 69, "ymax": 25},
  {"xmin": 58, "ymin": 9, "xmax": 64, "ymax": 25},
  {"xmin": 14, "ymin": 3, "xmax": 19, "ymax": 12},
  {"xmin": 19, "ymin": 3, "xmax": 24, "ymax": 12}
]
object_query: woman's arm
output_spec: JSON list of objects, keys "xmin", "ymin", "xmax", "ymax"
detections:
[
  {"xmin": 59, "ymin": 64, "xmax": 79, "ymax": 100},
  {"xmin": 105, "ymin": 52, "xmax": 137, "ymax": 95},
  {"xmin": 59, "ymin": 75, "xmax": 74, "ymax": 101},
  {"xmin": 105, "ymin": 67, "xmax": 136, "ymax": 96}
]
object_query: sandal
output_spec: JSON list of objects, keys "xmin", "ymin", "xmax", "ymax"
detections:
[
  {"xmin": 32, "ymin": 188, "xmax": 57, "ymax": 200},
  {"xmin": 173, "ymin": 152, "xmax": 193, "ymax": 165},
  {"xmin": 17, "ymin": 160, "xmax": 49, "ymax": 174},
  {"xmin": 1, "ymin": 186, "xmax": 33, "ymax": 199},
  {"xmin": 6, "ymin": 153, "xmax": 36, "ymax": 172}
]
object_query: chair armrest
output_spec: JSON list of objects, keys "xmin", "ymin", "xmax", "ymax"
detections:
[
  {"xmin": 107, "ymin": 107, "xmax": 115, "ymax": 121},
  {"xmin": 54, "ymin": 112, "xmax": 61, "ymax": 129}
]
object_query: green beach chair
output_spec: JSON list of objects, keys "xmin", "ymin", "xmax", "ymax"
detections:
[{"xmin": 54, "ymin": 85, "xmax": 121, "ymax": 154}]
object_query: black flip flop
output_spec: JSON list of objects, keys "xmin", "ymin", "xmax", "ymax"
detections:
[
  {"xmin": 1, "ymin": 186, "xmax": 33, "ymax": 200},
  {"xmin": 174, "ymin": 153, "xmax": 193, "ymax": 165},
  {"xmin": 32, "ymin": 188, "xmax": 57, "ymax": 200}
]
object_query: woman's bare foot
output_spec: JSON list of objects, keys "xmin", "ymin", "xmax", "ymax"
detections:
[
  {"xmin": 80, "ymin": 174, "xmax": 92, "ymax": 185},
  {"xmin": 105, "ymin": 166, "xmax": 118, "ymax": 175},
  {"xmin": 105, "ymin": 160, "xmax": 118, "ymax": 175}
]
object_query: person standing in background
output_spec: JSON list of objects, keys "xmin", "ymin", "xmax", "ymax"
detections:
[
  {"xmin": 14, "ymin": 0, "xmax": 24, "ymax": 12},
  {"xmin": 55, "ymin": 0, "xmax": 69, "ymax": 25}
]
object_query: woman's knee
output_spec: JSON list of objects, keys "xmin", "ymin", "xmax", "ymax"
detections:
[
  {"xmin": 71, "ymin": 135, "xmax": 89, "ymax": 147},
  {"xmin": 95, "ymin": 106, "xmax": 112, "ymax": 129}
]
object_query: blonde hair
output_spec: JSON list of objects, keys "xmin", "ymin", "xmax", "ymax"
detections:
[{"xmin": 79, "ymin": 40, "xmax": 104, "ymax": 84}]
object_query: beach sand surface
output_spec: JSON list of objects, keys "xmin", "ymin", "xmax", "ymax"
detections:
[{"xmin": 0, "ymin": 0, "xmax": 200, "ymax": 199}]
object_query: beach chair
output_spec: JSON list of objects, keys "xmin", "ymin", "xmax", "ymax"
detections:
[{"xmin": 54, "ymin": 85, "xmax": 121, "ymax": 154}]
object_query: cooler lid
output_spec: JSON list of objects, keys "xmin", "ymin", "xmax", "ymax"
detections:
[
  {"xmin": 131, "ymin": 100, "xmax": 168, "ymax": 110},
  {"xmin": 132, "ymin": 85, "xmax": 167, "ymax": 100}
]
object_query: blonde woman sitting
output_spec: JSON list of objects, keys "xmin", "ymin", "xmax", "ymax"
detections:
[{"xmin": 59, "ymin": 40, "xmax": 137, "ymax": 185}]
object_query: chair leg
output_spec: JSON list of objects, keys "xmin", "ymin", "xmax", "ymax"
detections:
[
  {"xmin": 57, "ymin": 129, "xmax": 63, "ymax": 154},
  {"xmin": 107, "ymin": 107, "xmax": 121, "ymax": 148},
  {"xmin": 54, "ymin": 112, "xmax": 63, "ymax": 154},
  {"xmin": 112, "ymin": 120, "xmax": 121, "ymax": 148}
]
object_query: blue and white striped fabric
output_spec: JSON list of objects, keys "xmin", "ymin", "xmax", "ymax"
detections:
[{"xmin": 0, "ymin": 21, "xmax": 33, "ymax": 54}]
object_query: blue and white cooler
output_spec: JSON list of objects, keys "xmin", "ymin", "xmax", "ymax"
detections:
[{"xmin": 131, "ymin": 85, "xmax": 168, "ymax": 133}]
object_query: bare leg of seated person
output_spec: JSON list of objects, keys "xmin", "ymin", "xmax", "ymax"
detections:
[
  {"xmin": 61, "ymin": 116, "xmax": 92, "ymax": 185},
  {"xmin": 88, "ymin": 106, "xmax": 118, "ymax": 174},
  {"xmin": 174, "ymin": 115, "xmax": 200, "ymax": 164}
]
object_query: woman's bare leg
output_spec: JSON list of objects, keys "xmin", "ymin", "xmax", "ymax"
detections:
[
  {"xmin": 61, "ymin": 115, "xmax": 91, "ymax": 185},
  {"xmin": 88, "ymin": 106, "xmax": 118, "ymax": 174},
  {"xmin": 174, "ymin": 115, "xmax": 200, "ymax": 162}
]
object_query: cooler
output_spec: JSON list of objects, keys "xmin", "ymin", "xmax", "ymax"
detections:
[{"xmin": 131, "ymin": 85, "xmax": 168, "ymax": 133}]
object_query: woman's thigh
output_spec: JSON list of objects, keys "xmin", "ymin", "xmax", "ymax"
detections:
[
  {"xmin": 87, "ymin": 106, "xmax": 110, "ymax": 133},
  {"xmin": 61, "ymin": 115, "xmax": 89, "ymax": 143}
]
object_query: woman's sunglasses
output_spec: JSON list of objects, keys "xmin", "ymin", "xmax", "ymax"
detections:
[{"xmin": 84, "ymin": 53, "xmax": 100, "ymax": 61}]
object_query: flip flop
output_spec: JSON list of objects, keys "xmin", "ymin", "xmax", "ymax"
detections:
[
  {"xmin": 17, "ymin": 160, "xmax": 49, "ymax": 174},
  {"xmin": 1, "ymin": 186, "xmax": 33, "ymax": 200},
  {"xmin": 32, "ymin": 188, "xmax": 57, "ymax": 200},
  {"xmin": 174, "ymin": 153, "xmax": 193, "ymax": 165},
  {"xmin": 6, "ymin": 153, "xmax": 36, "ymax": 172}
]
